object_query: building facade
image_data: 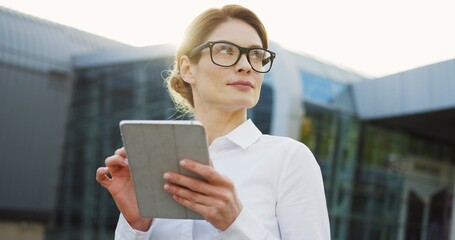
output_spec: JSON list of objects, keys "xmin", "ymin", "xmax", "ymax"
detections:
[
  {"xmin": 0, "ymin": 6, "xmax": 129, "ymax": 240},
  {"xmin": 1, "ymin": 6, "xmax": 454, "ymax": 240}
]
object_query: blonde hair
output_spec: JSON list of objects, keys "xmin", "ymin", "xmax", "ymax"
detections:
[{"xmin": 165, "ymin": 4, "xmax": 269, "ymax": 115}]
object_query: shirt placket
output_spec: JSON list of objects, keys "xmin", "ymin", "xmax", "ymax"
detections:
[{"xmin": 180, "ymin": 219, "xmax": 193, "ymax": 239}]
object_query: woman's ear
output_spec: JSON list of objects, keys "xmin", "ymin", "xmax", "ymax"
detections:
[{"xmin": 179, "ymin": 55, "xmax": 195, "ymax": 84}]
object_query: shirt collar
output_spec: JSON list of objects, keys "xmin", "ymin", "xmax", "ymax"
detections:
[{"xmin": 224, "ymin": 119, "xmax": 262, "ymax": 149}]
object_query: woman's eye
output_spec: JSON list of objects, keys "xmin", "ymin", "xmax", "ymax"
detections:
[
  {"xmin": 250, "ymin": 50, "xmax": 264, "ymax": 60},
  {"xmin": 220, "ymin": 48, "xmax": 234, "ymax": 55},
  {"xmin": 215, "ymin": 45, "xmax": 236, "ymax": 55}
]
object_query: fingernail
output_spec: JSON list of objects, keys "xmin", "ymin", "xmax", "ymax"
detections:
[
  {"xmin": 179, "ymin": 160, "xmax": 186, "ymax": 166},
  {"xmin": 163, "ymin": 172, "xmax": 170, "ymax": 179},
  {"xmin": 163, "ymin": 184, "xmax": 169, "ymax": 190}
]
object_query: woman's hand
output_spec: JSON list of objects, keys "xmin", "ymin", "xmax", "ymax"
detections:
[
  {"xmin": 163, "ymin": 159, "xmax": 243, "ymax": 231},
  {"xmin": 95, "ymin": 147, "xmax": 152, "ymax": 231}
]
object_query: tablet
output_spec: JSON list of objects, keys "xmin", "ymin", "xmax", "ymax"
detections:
[{"xmin": 119, "ymin": 120, "xmax": 210, "ymax": 219}]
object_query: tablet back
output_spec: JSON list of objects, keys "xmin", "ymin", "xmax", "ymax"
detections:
[{"xmin": 120, "ymin": 120, "xmax": 210, "ymax": 219}]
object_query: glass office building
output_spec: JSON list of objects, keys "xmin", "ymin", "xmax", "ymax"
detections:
[
  {"xmin": 0, "ymin": 6, "xmax": 128, "ymax": 240},
  {"xmin": 1, "ymin": 6, "xmax": 454, "ymax": 240}
]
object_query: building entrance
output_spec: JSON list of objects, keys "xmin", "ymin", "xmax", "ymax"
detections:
[{"xmin": 397, "ymin": 156, "xmax": 453, "ymax": 240}]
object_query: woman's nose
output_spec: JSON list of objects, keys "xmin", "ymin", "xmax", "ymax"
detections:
[{"xmin": 235, "ymin": 53, "xmax": 252, "ymax": 73}]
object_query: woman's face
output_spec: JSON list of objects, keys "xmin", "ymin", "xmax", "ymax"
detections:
[{"xmin": 181, "ymin": 19, "xmax": 264, "ymax": 114}]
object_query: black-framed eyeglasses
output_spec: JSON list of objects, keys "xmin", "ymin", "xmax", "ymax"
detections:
[{"xmin": 188, "ymin": 41, "xmax": 276, "ymax": 73}]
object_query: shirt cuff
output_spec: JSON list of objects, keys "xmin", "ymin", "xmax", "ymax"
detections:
[
  {"xmin": 115, "ymin": 213, "xmax": 154, "ymax": 240},
  {"xmin": 216, "ymin": 207, "xmax": 266, "ymax": 240}
]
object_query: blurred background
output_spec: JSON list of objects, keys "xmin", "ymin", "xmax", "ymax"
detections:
[{"xmin": 0, "ymin": 0, "xmax": 454, "ymax": 239}]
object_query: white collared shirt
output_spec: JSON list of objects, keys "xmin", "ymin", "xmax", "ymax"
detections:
[{"xmin": 115, "ymin": 119, "xmax": 330, "ymax": 239}]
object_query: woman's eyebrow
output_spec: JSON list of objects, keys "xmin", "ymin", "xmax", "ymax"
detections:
[{"xmin": 249, "ymin": 44, "xmax": 263, "ymax": 48}]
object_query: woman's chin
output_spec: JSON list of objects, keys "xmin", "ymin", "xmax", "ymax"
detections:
[{"xmin": 226, "ymin": 99, "xmax": 258, "ymax": 111}]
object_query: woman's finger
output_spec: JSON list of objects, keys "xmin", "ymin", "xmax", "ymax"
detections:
[
  {"xmin": 179, "ymin": 159, "xmax": 222, "ymax": 184},
  {"xmin": 164, "ymin": 183, "xmax": 212, "ymax": 205},
  {"xmin": 96, "ymin": 167, "xmax": 111, "ymax": 187},
  {"xmin": 114, "ymin": 147, "xmax": 127, "ymax": 158},
  {"xmin": 172, "ymin": 194, "xmax": 213, "ymax": 218},
  {"xmin": 172, "ymin": 194, "xmax": 231, "ymax": 227},
  {"xmin": 163, "ymin": 170, "xmax": 231, "ymax": 202},
  {"xmin": 164, "ymin": 171, "xmax": 212, "ymax": 194},
  {"xmin": 105, "ymin": 155, "xmax": 128, "ymax": 169}
]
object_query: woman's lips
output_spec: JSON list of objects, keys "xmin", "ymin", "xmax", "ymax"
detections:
[{"xmin": 228, "ymin": 80, "xmax": 254, "ymax": 90}]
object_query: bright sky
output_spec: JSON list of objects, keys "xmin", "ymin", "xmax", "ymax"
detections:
[{"xmin": 1, "ymin": 0, "xmax": 454, "ymax": 77}]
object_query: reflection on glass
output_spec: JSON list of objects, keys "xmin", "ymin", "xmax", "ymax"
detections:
[
  {"xmin": 405, "ymin": 191, "xmax": 424, "ymax": 240},
  {"xmin": 427, "ymin": 189, "xmax": 450, "ymax": 240}
]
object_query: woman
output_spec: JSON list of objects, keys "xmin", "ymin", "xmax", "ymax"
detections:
[{"xmin": 96, "ymin": 4, "xmax": 330, "ymax": 239}]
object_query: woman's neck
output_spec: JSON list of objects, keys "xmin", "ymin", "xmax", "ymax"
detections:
[{"xmin": 195, "ymin": 109, "xmax": 247, "ymax": 145}]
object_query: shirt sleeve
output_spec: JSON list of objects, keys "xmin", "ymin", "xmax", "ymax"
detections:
[
  {"xmin": 276, "ymin": 144, "xmax": 331, "ymax": 239},
  {"xmin": 216, "ymin": 207, "xmax": 279, "ymax": 240},
  {"xmin": 114, "ymin": 213, "xmax": 154, "ymax": 240}
]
